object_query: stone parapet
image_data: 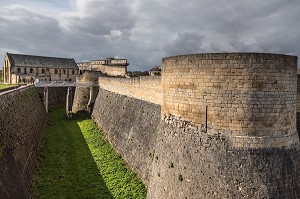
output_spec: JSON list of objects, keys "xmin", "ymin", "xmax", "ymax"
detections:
[{"xmin": 98, "ymin": 76, "xmax": 162, "ymax": 105}]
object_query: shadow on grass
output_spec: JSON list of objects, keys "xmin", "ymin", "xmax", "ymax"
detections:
[{"xmin": 31, "ymin": 108, "xmax": 113, "ymax": 199}]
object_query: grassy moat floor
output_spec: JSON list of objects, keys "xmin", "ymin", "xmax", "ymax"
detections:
[
  {"xmin": 31, "ymin": 107, "xmax": 146, "ymax": 199},
  {"xmin": 0, "ymin": 84, "xmax": 18, "ymax": 90}
]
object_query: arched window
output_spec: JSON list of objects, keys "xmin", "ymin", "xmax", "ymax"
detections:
[
  {"xmin": 17, "ymin": 68, "xmax": 21, "ymax": 73},
  {"xmin": 29, "ymin": 68, "xmax": 33, "ymax": 73},
  {"xmin": 63, "ymin": 70, "xmax": 66, "ymax": 74},
  {"xmin": 41, "ymin": 69, "xmax": 45, "ymax": 74},
  {"xmin": 72, "ymin": 70, "xmax": 75, "ymax": 74},
  {"xmin": 24, "ymin": 68, "xmax": 27, "ymax": 74},
  {"xmin": 54, "ymin": 69, "xmax": 58, "ymax": 74}
]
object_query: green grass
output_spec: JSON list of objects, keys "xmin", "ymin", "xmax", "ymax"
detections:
[
  {"xmin": 31, "ymin": 107, "xmax": 147, "ymax": 199},
  {"xmin": 0, "ymin": 84, "xmax": 18, "ymax": 90}
]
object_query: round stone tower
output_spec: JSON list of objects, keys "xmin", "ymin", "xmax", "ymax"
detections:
[
  {"xmin": 162, "ymin": 53, "xmax": 299, "ymax": 148},
  {"xmin": 147, "ymin": 53, "xmax": 300, "ymax": 199},
  {"xmin": 72, "ymin": 71, "xmax": 101, "ymax": 112}
]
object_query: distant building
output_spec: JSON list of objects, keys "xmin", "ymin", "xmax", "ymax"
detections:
[
  {"xmin": 77, "ymin": 57, "xmax": 128, "ymax": 77},
  {"xmin": 148, "ymin": 66, "xmax": 161, "ymax": 76},
  {"xmin": 2, "ymin": 52, "xmax": 79, "ymax": 84}
]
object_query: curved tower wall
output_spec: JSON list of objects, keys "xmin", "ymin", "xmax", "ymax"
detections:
[
  {"xmin": 162, "ymin": 53, "xmax": 299, "ymax": 148},
  {"xmin": 72, "ymin": 71, "xmax": 101, "ymax": 112}
]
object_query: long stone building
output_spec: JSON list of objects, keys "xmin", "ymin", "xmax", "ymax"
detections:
[
  {"xmin": 77, "ymin": 57, "xmax": 128, "ymax": 77},
  {"xmin": 2, "ymin": 52, "xmax": 79, "ymax": 84}
]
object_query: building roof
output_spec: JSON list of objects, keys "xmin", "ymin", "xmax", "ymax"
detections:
[
  {"xmin": 149, "ymin": 66, "xmax": 161, "ymax": 72},
  {"xmin": 7, "ymin": 53, "xmax": 78, "ymax": 69}
]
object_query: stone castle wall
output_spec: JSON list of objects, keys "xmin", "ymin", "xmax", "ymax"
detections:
[
  {"xmin": 147, "ymin": 121, "xmax": 300, "ymax": 199},
  {"xmin": 74, "ymin": 52, "xmax": 300, "ymax": 198},
  {"xmin": 98, "ymin": 76, "xmax": 162, "ymax": 105},
  {"xmin": 0, "ymin": 86, "xmax": 47, "ymax": 199},
  {"xmin": 91, "ymin": 88, "xmax": 161, "ymax": 185},
  {"xmin": 72, "ymin": 71, "xmax": 102, "ymax": 112}
]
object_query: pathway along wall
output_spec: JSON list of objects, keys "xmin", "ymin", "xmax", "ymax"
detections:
[
  {"xmin": 0, "ymin": 86, "xmax": 47, "ymax": 199},
  {"xmin": 147, "ymin": 53, "xmax": 300, "ymax": 198}
]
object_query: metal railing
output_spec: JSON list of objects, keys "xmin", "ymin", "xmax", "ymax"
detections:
[{"xmin": 34, "ymin": 81, "xmax": 76, "ymax": 87}]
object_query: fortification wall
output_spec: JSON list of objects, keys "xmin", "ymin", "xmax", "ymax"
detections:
[
  {"xmin": 162, "ymin": 53, "xmax": 298, "ymax": 148},
  {"xmin": 90, "ymin": 81, "xmax": 300, "ymax": 198},
  {"xmin": 0, "ymin": 86, "xmax": 47, "ymax": 199},
  {"xmin": 297, "ymin": 75, "xmax": 300, "ymax": 112},
  {"xmin": 91, "ymin": 88, "xmax": 160, "ymax": 185},
  {"xmin": 297, "ymin": 74, "xmax": 300, "ymax": 134},
  {"xmin": 72, "ymin": 71, "xmax": 102, "ymax": 112},
  {"xmin": 147, "ymin": 122, "xmax": 300, "ymax": 199},
  {"xmin": 76, "ymin": 52, "xmax": 300, "ymax": 198},
  {"xmin": 103, "ymin": 65, "xmax": 127, "ymax": 77},
  {"xmin": 98, "ymin": 76, "xmax": 162, "ymax": 105}
]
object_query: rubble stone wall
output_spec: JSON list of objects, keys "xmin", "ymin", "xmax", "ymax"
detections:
[{"xmin": 0, "ymin": 86, "xmax": 47, "ymax": 199}]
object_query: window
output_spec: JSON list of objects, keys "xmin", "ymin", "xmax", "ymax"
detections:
[
  {"xmin": 63, "ymin": 70, "xmax": 66, "ymax": 74},
  {"xmin": 29, "ymin": 68, "xmax": 33, "ymax": 73},
  {"xmin": 41, "ymin": 69, "xmax": 45, "ymax": 74},
  {"xmin": 72, "ymin": 70, "xmax": 75, "ymax": 74},
  {"xmin": 17, "ymin": 68, "xmax": 21, "ymax": 73},
  {"xmin": 54, "ymin": 69, "xmax": 58, "ymax": 74},
  {"xmin": 24, "ymin": 68, "xmax": 27, "ymax": 74}
]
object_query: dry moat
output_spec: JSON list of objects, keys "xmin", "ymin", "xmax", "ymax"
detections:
[{"xmin": 31, "ymin": 107, "xmax": 146, "ymax": 198}]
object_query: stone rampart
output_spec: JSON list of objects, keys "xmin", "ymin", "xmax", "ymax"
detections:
[
  {"xmin": 91, "ymin": 88, "xmax": 160, "ymax": 185},
  {"xmin": 98, "ymin": 76, "xmax": 162, "ymax": 104},
  {"xmin": 72, "ymin": 71, "xmax": 102, "ymax": 112},
  {"xmin": 76, "ymin": 52, "xmax": 300, "ymax": 198},
  {"xmin": 147, "ymin": 121, "xmax": 300, "ymax": 199},
  {"xmin": 98, "ymin": 76, "xmax": 162, "ymax": 105},
  {"xmin": 297, "ymin": 74, "xmax": 300, "ymax": 134},
  {"xmin": 0, "ymin": 86, "xmax": 47, "ymax": 199}
]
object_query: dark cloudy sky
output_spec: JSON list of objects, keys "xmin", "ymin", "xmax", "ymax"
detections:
[{"xmin": 0, "ymin": 0, "xmax": 299, "ymax": 71}]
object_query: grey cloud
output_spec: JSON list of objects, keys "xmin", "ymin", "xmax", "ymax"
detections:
[
  {"xmin": 61, "ymin": 0, "xmax": 135, "ymax": 36},
  {"xmin": 0, "ymin": 5, "xmax": 62, "ymax": 53},
  {"xmin": 163, "ymin": 32, "xmax": 205, "ymax": 56}
]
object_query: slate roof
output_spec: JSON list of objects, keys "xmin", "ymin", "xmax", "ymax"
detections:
[{"xmin": 7, "ymin": 53, "xmax": 78, "ymax": 69}]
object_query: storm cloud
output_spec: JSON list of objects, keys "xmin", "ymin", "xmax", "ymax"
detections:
[{"xmin": 0, "ymin": 0, "xmax": 299, "ymax": 71}]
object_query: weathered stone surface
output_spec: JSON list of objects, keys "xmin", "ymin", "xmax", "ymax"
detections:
[
  {"xmin": 147, "ymin": 121, "xmax": 300, "ymax": 199},
  {"xmin": 72, "ymin": 71, "xmax": 102, "ymax": 112},
  {"xmin": 98, "ymin": 76, "xmax": 162, "ymax": 105},
  {"xmin": 162, "ymin": 53, "xmax": 299, "ymax": 148},
  {"xmin": 91, "ymin": 88, "xmax": 161, "ymax": 185},
  {"xmin": 0, "ymin": 86, "xmax": 47, "ymax": 199}
]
